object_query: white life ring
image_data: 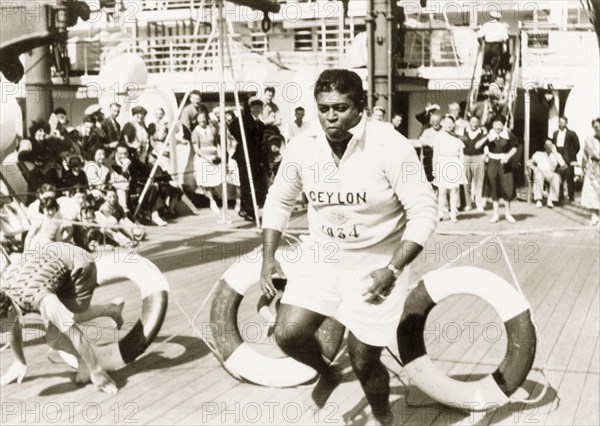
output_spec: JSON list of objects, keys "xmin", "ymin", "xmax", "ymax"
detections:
[
  {"xmin": 59, "ymin": 251, "xmax": 169, "ymax": 371},
  {"xmin": 398, "ymin": 266, "xmax": 536, "ymax": 411},
  {"xmin": 210, "ymin": 246, "xmax": 344, "ymax": 388}
]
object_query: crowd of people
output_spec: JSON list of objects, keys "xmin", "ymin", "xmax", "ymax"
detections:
[{"xmin": 362, "ymin": 99, "xmax": 600, "ymax": 226}]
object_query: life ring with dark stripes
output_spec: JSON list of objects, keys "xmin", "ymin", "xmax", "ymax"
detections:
[
  {"xmin": 210, "ymin": 246, "xmax": 345, "ymax": 387},
  {"xmin": 398, "ymin": 266, "xmax": 536, "ymax": 411},
  {"xmin": 59, "ymin": 251, "xmax": 169, "ymax": 371}
]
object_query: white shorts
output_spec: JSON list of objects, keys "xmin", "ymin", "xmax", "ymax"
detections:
[{"xmin": 277, "ymin": 241, "xmax": 409, "ymax": 347}]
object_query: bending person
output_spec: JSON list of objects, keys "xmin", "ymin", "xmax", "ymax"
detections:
[
  {"xmin": 0, "ymin": 242, "xmax": 124, "ymax": 392},
  {"xmin": 260, "ymin": 69, "xmax": 437, "ymax": 425}
]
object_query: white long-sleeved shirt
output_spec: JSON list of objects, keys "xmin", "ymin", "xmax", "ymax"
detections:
[
  {"xmin": 263, "ymin": 117, "xmax": 438, "ymax": 250},
  {"xmin": 530, "ymin": 150, "xmax": 566, "ymax": 172}
]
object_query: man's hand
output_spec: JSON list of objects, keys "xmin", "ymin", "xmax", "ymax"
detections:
[
  {"xmin": 362, "ymin": 268, "xmax": 396, "ymax": 305},
  {"xmin": 260, "ymin": 258, "xmax": 285, "ymax": 299},
  {"xmin": 90, "ymin": 369, "xmax": 118, "ymax": 395}
]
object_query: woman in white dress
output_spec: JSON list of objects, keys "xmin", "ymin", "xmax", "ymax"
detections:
[
  {"xmin": 432, "ymin": 114, "xmax": 465, "ymax": 223},
  {"xmin": 192, "ymin": 113, "xmax": 223, "ymax": 213},
  {"xmin": 581, "ymin": 118, "xmax": 600, "ymax": 225}
]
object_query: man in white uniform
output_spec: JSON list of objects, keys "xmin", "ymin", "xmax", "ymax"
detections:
[{"xmin": 260, "ymin": 69, "xmax": 437, "ymax": 425}]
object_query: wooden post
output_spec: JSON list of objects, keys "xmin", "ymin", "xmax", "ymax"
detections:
[{"xmin": 524, "ymin": 88, "xmax": 531, "ymax": 202}]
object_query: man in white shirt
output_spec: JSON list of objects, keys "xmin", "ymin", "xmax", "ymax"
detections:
[
  {"xmin": 418, "ymin": 112, "xmax": 442, "ymax": 181},
  {"xmin": 448, "ymin": 102, "xmax": 467, "ymax": 137},
  {"xmin": 527, "ymin": 140, "xmax": 567, "ymax": 208},
  {"xmin": 259, "ymin": 86, "xmax": 282, "ymax": 129},
  {"xmin": 478, "ymin": 10, "xmax": 509, "ymax": 77},
  {"xmin": 260, "ymin": 69, "xmax": 437, "ymax": 425},
  {"xmin": 285, "ymin": 106, "xmax": 311, "ymax": 141}
]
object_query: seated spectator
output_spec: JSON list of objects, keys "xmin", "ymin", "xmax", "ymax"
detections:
[
  {"xmin": 527, "ymin": 139, "xmax": 567, "ymax": 208},
  {"xmin": 122, "ymin": 106, "xmax": 151, "ymax": 163},
  {"xmin": 49, "ymin": 107, "xmax": 69, "ymax": 139},
  {"xmin": 84, "ymin": 147, "xmax": 111, "ymax": 197},
  {"xmin": 96, "ymin": 186, "xmax": 144, "ymax": 247},
  {"xmin": 110, "ymin": 144, "xmax": 133, "ymax": 214},
  {"xmin": 24, "ymin": 193, "xmax": 72, "ymax": 250},
  {"xmin": 148, "ymin": 149, "xmax": 182, "ymax": 220},
  {"xmin": 60, "ymin": 155, "xmax": 89, "ymax": 191},
  {"xmin": 17, "ymin": 140, "xmax": 46, "ymax": 204}
]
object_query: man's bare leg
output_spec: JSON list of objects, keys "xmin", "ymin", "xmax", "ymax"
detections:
[
  {"xmin": 274, "ymin": 304, "xmax": 340, "ymax": 408},
  {"xmin": 347, "ymin": 332, "xmax": 394, "ymax": 426},
  {"xmin": 73, "ymin": 298, "xmax": 125, "ymax": 329}
]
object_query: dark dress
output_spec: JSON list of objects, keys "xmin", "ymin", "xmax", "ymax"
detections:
[
  {"xmin": 228, "ymin": 112, "xmax": 269, "ymax": 216},
  {"xmin": 483, "ymin": 133, "xmax": 518, "ymax": 201}
]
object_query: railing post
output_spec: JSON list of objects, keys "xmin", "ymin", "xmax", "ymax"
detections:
[
  {"xmin": 83, "ymin": 42, "xmax": 88, "ymax": 76},
  {"xmin": 169, "ymin": 39, "xmax": 174, "ymax": 72}
]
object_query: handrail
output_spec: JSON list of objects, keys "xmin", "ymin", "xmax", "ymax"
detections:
[
  {"xmin": 506, "ymin": 37, "xmax": 520, "ymax": 130},
  {"xmin": 464, "ymin": 39, "xmax": 485, "ymax": 118}
]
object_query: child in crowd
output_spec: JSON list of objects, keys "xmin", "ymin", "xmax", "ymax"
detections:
[
  {"xmin": 96, "ymin": 186, "xmax": 145, "ymax": 247},
  {"xmin": 24, "ymin": 195, "xmax": 72, "ymax": 250}
]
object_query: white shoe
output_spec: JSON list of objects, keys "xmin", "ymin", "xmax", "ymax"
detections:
[
  {"xmin": 450, "ymin": 214, "xmax": 458, "ymax": 223},
  {"xmin": 489, "ymin": 214, "xmax": 499, "ymax": 223},
  {"xmin": 209, "ymin": 200, "xmax": 220, "ymax": 214},
  {"xmin": 476, "ymin": 207, "xmax": 485, "ymax": 213},
  {"xmin": 464, "ymin": 205, "xmax": 472, "ymax": 212},
  {"xmin": 590, "ymin": 215, "xmax": 599, "ymax": 226},
  {"xmin": 536, "ymin": 201, "xmax": 543, "ymax": 208},
  {"xmin": 151, "ymin": 212, "xmax": 167, "ymax": 227},
  {"xmin": 505, "ymin": 214, "xmax": 516, "ymax": 224},
  {"xmin": 234, "ymin": 200, "xmax": 241, "ymax": 213},
  {"xmin": 546, "ymin": 200, "xmax": 554, "ymax": 208}
]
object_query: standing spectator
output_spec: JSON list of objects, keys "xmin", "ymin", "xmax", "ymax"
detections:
[
  {"xmin": 527, "ymin": 140, "xmax": 566, "ymax": 208},
  {"xmin": 192, "ymin": 113, "xmax": 222, "ymax": 214},
  {"xmin": 552, "ymin": 116, "xmax": 580, "ymax": 202},
  {"xmin": 80, "ymin": 115, "xmax": 104, "ymax": 159},
  {"xmin": 180, "ymin": 90, "xmax": 208, "ymax": 136},
  {"xmin": 84, "ymin": 104, "xmax": 108, "ymax": 142},
  {"xmin": 415, "ymin": 103, "xmax": 440, "ymax": 135},
  {"xmin": 391, "ymin": 113, "xmax": 404, "ymax": 135},
  {"xmin": 482, "ymin": 115, "xmax": 518, "ymax": 223},
  {"xmin": 478, "ymin": 10, "xmax": 509, "ymax": 78},
  {"xmin": 462, "ymin": 115, "xmax": 487, "ymax": 212},
  {"xmin": 259, "ymin": 87, "xmax": 282, "ymax": 129},
  {"xmin": 102, "ymin": 102, "xmax": 122, "ymax": 148},
  {"xmin": 448, "ymin": 102, "xmax": 467, "ymax": 136},
  {"xmin": 433, "ymin": 115, "xmax": 464, "ymax": 223},
  {"xmin": 228, "ymin": 96, "xmax": 268, "ymax": 221},
  {"xmin": 122, "ymin": 106, "xmax": 151, "ymax": 163},
  {"xmin": 148, "ymin": 107, "xmax": 168, "ymax": 143},
  {"xmin": 372, "ymin": 106, "xmax": 386, "ymax": 122},
  {"xmin": 285, "ymin": 106, "xmax": 311, "ymax": 141},
  {"xmin": 580, "ymin": 118, "xmax": 600, "ymax": 225},
  {"xmin": 418, "ymin": 112, "xmax": 442, "ymax": 182}
]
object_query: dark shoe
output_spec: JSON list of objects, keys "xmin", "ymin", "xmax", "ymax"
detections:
[{"xmin": 238, "ymin": 211, "xmax": 255, "ymax": 222}]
